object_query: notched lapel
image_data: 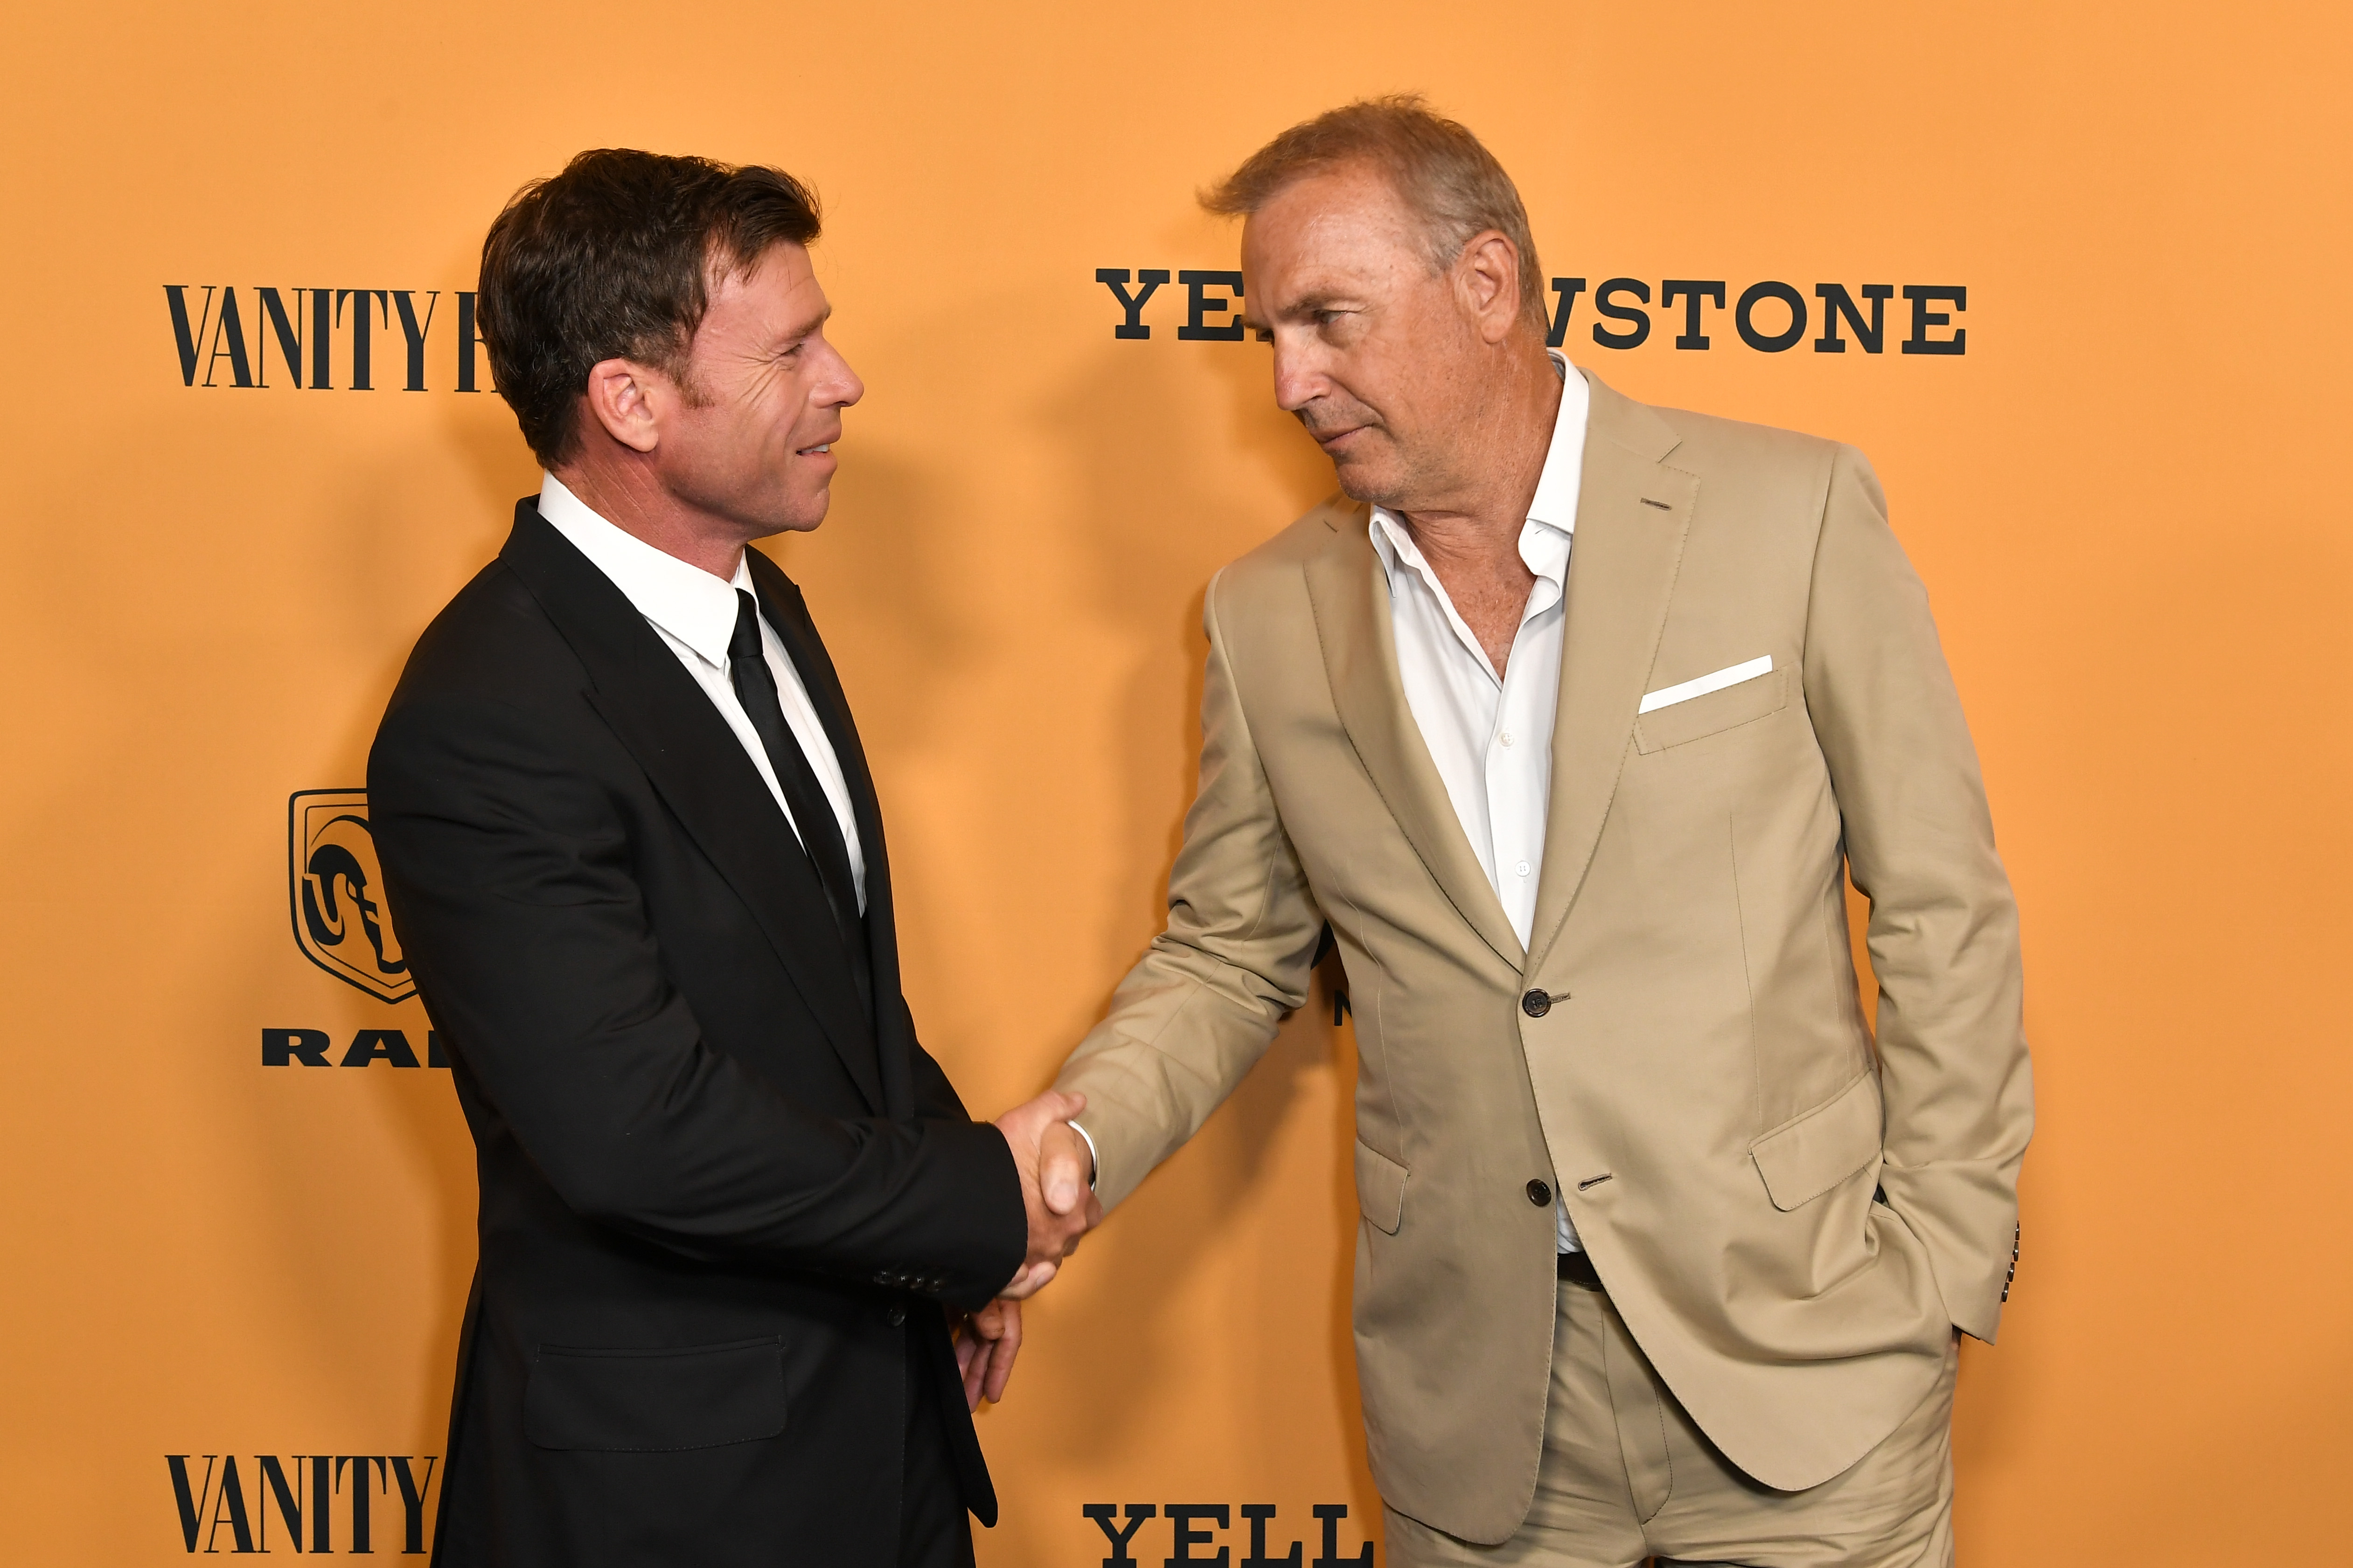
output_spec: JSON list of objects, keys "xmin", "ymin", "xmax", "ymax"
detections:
[
  {"xmin": 1302, "ymin": 509, "xmax": 1525, "ymax": 970},
  {"xmin": 1526, "ymin": 379, "xmax": 1696, "ymax": 971},
  {"xmin": 500, "ymin": 509, "xmax": 888, "ymax": 1114}
]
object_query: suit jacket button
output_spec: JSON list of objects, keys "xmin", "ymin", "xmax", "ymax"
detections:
[
  {"xmin": 1521, "ymin": 989, "xmax": 1551, "ymax": 1018},
  {"xmin": 1527, "ymin": 1179, "xmax": 1552, "ymax": 1206},
  {"xmin": 887, "ymin": 1305, "xmax": 907, "ymax": 1327}
]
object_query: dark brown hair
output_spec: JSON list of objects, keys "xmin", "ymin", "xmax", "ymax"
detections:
[
  {"xmin": 1203, "ymin": 95, "xmax": 1545, "ymax": 331},
  {"xmin": 478, "ymin": 149, "xmax": 821, "ymax": 466}
]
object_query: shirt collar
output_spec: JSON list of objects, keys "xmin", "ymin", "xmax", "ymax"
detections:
[
  {"xmin": 1368, "ymin": 350, "xmax": 1587, "ymax": 589},
  {"xmin": 536, "ymin": 472, "xmax": 754, "ymax": 670},
  {"xmin": 1526, "ymin": 351, "xmax": 1588, "ymax": 535}
]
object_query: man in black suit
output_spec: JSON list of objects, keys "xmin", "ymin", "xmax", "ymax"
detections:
[{"xmin": 368, "ymin": 149, "xmax": 1100, "ymax": 1568}]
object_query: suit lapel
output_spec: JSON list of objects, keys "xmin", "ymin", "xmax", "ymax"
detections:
[
  {"xmin": 1302, "ymin": 505, "xmax": 1526, "ymax": 971},
  {"xmin": 499, "ymin": 506, "xmax": 887, "ymax": 1114},
  {"xmin": 745, "ymin": 548, "xmax": 917, "ymax": 1121},
  {"xmin": 1525, "ymin": 374, "xmax": 1696, "ymax": 972}
]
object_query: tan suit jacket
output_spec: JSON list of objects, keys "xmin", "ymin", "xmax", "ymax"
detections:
[{"xmin": 1054, "ymin": 370, "xmax": 2032, "ymax": 1541}]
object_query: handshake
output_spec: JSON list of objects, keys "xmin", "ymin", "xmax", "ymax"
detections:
[
  {"xmin": 952, "ymin": 1090, "xmax": 1103, "ymax": 1411},
  {"xmin": 994, "ymin": 1088, "xmax": 1103, "ymax": 1297}
]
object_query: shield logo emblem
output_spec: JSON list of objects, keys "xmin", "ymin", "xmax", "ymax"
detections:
[{"xmin": 288, "ymin": 789, "xmax": 416, "ymax": 1004}]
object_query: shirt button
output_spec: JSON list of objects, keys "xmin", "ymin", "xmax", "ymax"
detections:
[
  {"xmin": 1499, "ymin": 730, "xmax": 1515, "ymax": 747},
  {"xmin": 887, "ymin": 1305, "xmax": 907, "ymax": 1327},
  {"xmin": 1515, "ymin": 860, "xmax": 1531, "ymax": 877}
]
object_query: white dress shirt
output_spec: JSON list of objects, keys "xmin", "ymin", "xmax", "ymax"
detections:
[
  {"xmin": 1073, "ymin": 362, "xmax": 1592, "ymax": 1223},
  {"xmin": 536, "ymin": 472, "xmax": 866, "ymax": 913},
  {"xmin": 1370, "ymin": 354, "xmax": 1589, "ymax": 1248}
]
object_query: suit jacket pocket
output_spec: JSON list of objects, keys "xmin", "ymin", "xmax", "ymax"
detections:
[
  {"xmin": 1635, "ymin": 667, "xmax": 1788, "ymax": 754},
  {"xmin": 1750, "ymin": 1070, "xmax": 1883, "ymax": 1211},
  {"xmin": 525, "ymin": 1336, "xmax": 788, "ymax": 1452},
  {"xmin": 1354, "ymin": 1140, "xmax": 1408, "ymax": 1235}
]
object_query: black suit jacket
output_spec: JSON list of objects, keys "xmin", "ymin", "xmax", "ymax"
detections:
[{"xmin": 368, "ymin": 501, "xmax": 1026, "ymax": 1567}]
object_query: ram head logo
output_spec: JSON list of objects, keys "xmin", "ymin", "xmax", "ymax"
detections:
[{"xmin": 288, "ymin": 789, "xmax": 415, "ymax": 1004}]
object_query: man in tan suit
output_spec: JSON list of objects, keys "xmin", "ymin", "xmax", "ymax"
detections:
[{"xmin": 1040, "ymin": 98, "xmax": 2030, "ymax": 1566}]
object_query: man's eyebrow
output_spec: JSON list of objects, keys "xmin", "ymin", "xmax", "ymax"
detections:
[
  {"xmin": 777, "ymin": 304, "xmax": 833, "ymax": 344},
  {"xmin": 1248, "ymin": 291, "xmax": 1355, "ymax": 327}
]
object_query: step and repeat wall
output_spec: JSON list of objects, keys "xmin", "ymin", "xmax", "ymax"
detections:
[{"xmin": 3, "ymin": 3, "xmax": 2347, "ymax": 1563}]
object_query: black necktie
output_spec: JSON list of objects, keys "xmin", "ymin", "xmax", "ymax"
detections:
[{"xmin": 729, "ymin": 589, "xmax": 872, "ymax": 1013}]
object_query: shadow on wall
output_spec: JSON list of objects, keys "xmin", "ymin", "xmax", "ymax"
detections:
[
  {"xmin": 198, "ymin": 427, "xmax": 513, "ymax": 1472},
  {"xmin": 998, "ymin": 327, "xmax": 1381, "ymax": 1526},
  {"xmin": 440, "ymin": 396, "xmax": 544, "ymax": 548},
  {"xmin": 343, "ymin": 412, "xmax": 536, "ymax": 1455},
  {"xmin": 336, "ymin": 655, "xmax": 474, "ymax": 1464},
  {"xmin": 762, "ymin": 440, "xmax": 984, "ymax": 761},
  {"xmin": 1050, "ymin": 327, "xmax": 1333, "ymax": 969}
]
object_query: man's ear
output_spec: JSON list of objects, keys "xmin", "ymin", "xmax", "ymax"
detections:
[
  {"xmin": 1455, "ymin": 231, "xmax": 1523, "ymax": 345},
  {"xmin": 580, "ymin": 357, "xmax": 665, "ymax": 454}
]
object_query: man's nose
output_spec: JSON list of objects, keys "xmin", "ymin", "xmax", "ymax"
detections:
[
  {"xmin": 1270, "ymin": 340, "xmax": 1321, "ymax": 413},
  {"xmin": 822, "ymin": 343, "xmax": 865, "ymax": 409}
]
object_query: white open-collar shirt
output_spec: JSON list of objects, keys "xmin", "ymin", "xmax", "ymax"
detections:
[
  {"xmin": 537, "ymin": 472, "xmax": 867, "ymax": 913},
  {"xmin": 1370, "ymin": 353, "xmax": 1590, "ymax": 1248}
]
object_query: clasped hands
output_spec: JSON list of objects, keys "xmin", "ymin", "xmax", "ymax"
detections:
[
  {"xmin": 996, "ymin": 1088, "xmax": 1101, "ymax": 1297},
  {"xmin": 950, "ymin": 1089, "xmax": 1101, "ymax": 1412}
]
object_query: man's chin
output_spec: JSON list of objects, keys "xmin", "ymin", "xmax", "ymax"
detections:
[
  {"xmin": 1330, "ymin": 459, "xmax": 1406, "ymax": 512},
  {"xmin": 748, "ymin": 488, "xmax": 831, "ymax": 538}
]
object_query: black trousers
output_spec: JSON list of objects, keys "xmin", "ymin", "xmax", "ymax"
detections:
[{"xmin": 898, "ymin": 1322, "xmax": 976, "ymax": 1568}]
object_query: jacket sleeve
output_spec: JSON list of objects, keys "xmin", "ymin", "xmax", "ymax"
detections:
[
  {"xmin": 909, "ymin": 1014, "xmax": 974, "ymax": 1124},
  {"xmin": 1802, "ymin": 445, "xmax": 2034, "ymax": 1342},
  {"xmin": 1053, "ymin": 572, "xmax": 1327, "ymax": 1209},
  {"xmin": 368, "ymin": 689, "xmax": 1025, "ymax": 1310}
]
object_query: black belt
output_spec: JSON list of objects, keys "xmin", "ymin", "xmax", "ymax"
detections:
[{"xmin": 1557, "ymin": 1249, "xmax": 1601, "ymax": 1289}]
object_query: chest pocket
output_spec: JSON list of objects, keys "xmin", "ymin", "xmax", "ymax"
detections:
[{"xmin": 1635, "ymin": 666, "xmax": 1789, "ymax": 754}]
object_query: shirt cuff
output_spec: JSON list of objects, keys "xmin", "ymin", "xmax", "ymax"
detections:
[{"xmin": 1068, "ymin": 1120, "xmax": 1100, "ymax": 1191}]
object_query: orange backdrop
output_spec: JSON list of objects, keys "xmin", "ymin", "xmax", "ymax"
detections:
[{"xmin": 4, "ymin": 2, "xmax": 2349, "ymax": 1561}]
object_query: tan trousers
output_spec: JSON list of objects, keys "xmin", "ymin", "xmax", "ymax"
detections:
[{"xmin": 1385, "ymin": 1278, "xmax": 1957, "ymax": 1568}]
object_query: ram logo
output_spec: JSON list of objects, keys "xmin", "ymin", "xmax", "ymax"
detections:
[{"xmin": 288, "ymin": 789, "xmax": 414, "ymax": 1004}]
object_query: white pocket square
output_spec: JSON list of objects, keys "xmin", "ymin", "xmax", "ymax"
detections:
[{"xmin": 1639, "ymin": 655, "xmax": 1773, "ymax": 714}]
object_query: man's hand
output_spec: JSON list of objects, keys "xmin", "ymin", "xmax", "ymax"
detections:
[
  {"xmin": 1038, "ymin": 1113, "xmax": 1095, "ymax": 1219},
  {"xmin": 994, "ymin": 1089, "xmax": 1102, "ymax": 1298},
  {"xmin": 951, "ymin": 1297, "xmax": 1021, "ymax": 1410}
]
